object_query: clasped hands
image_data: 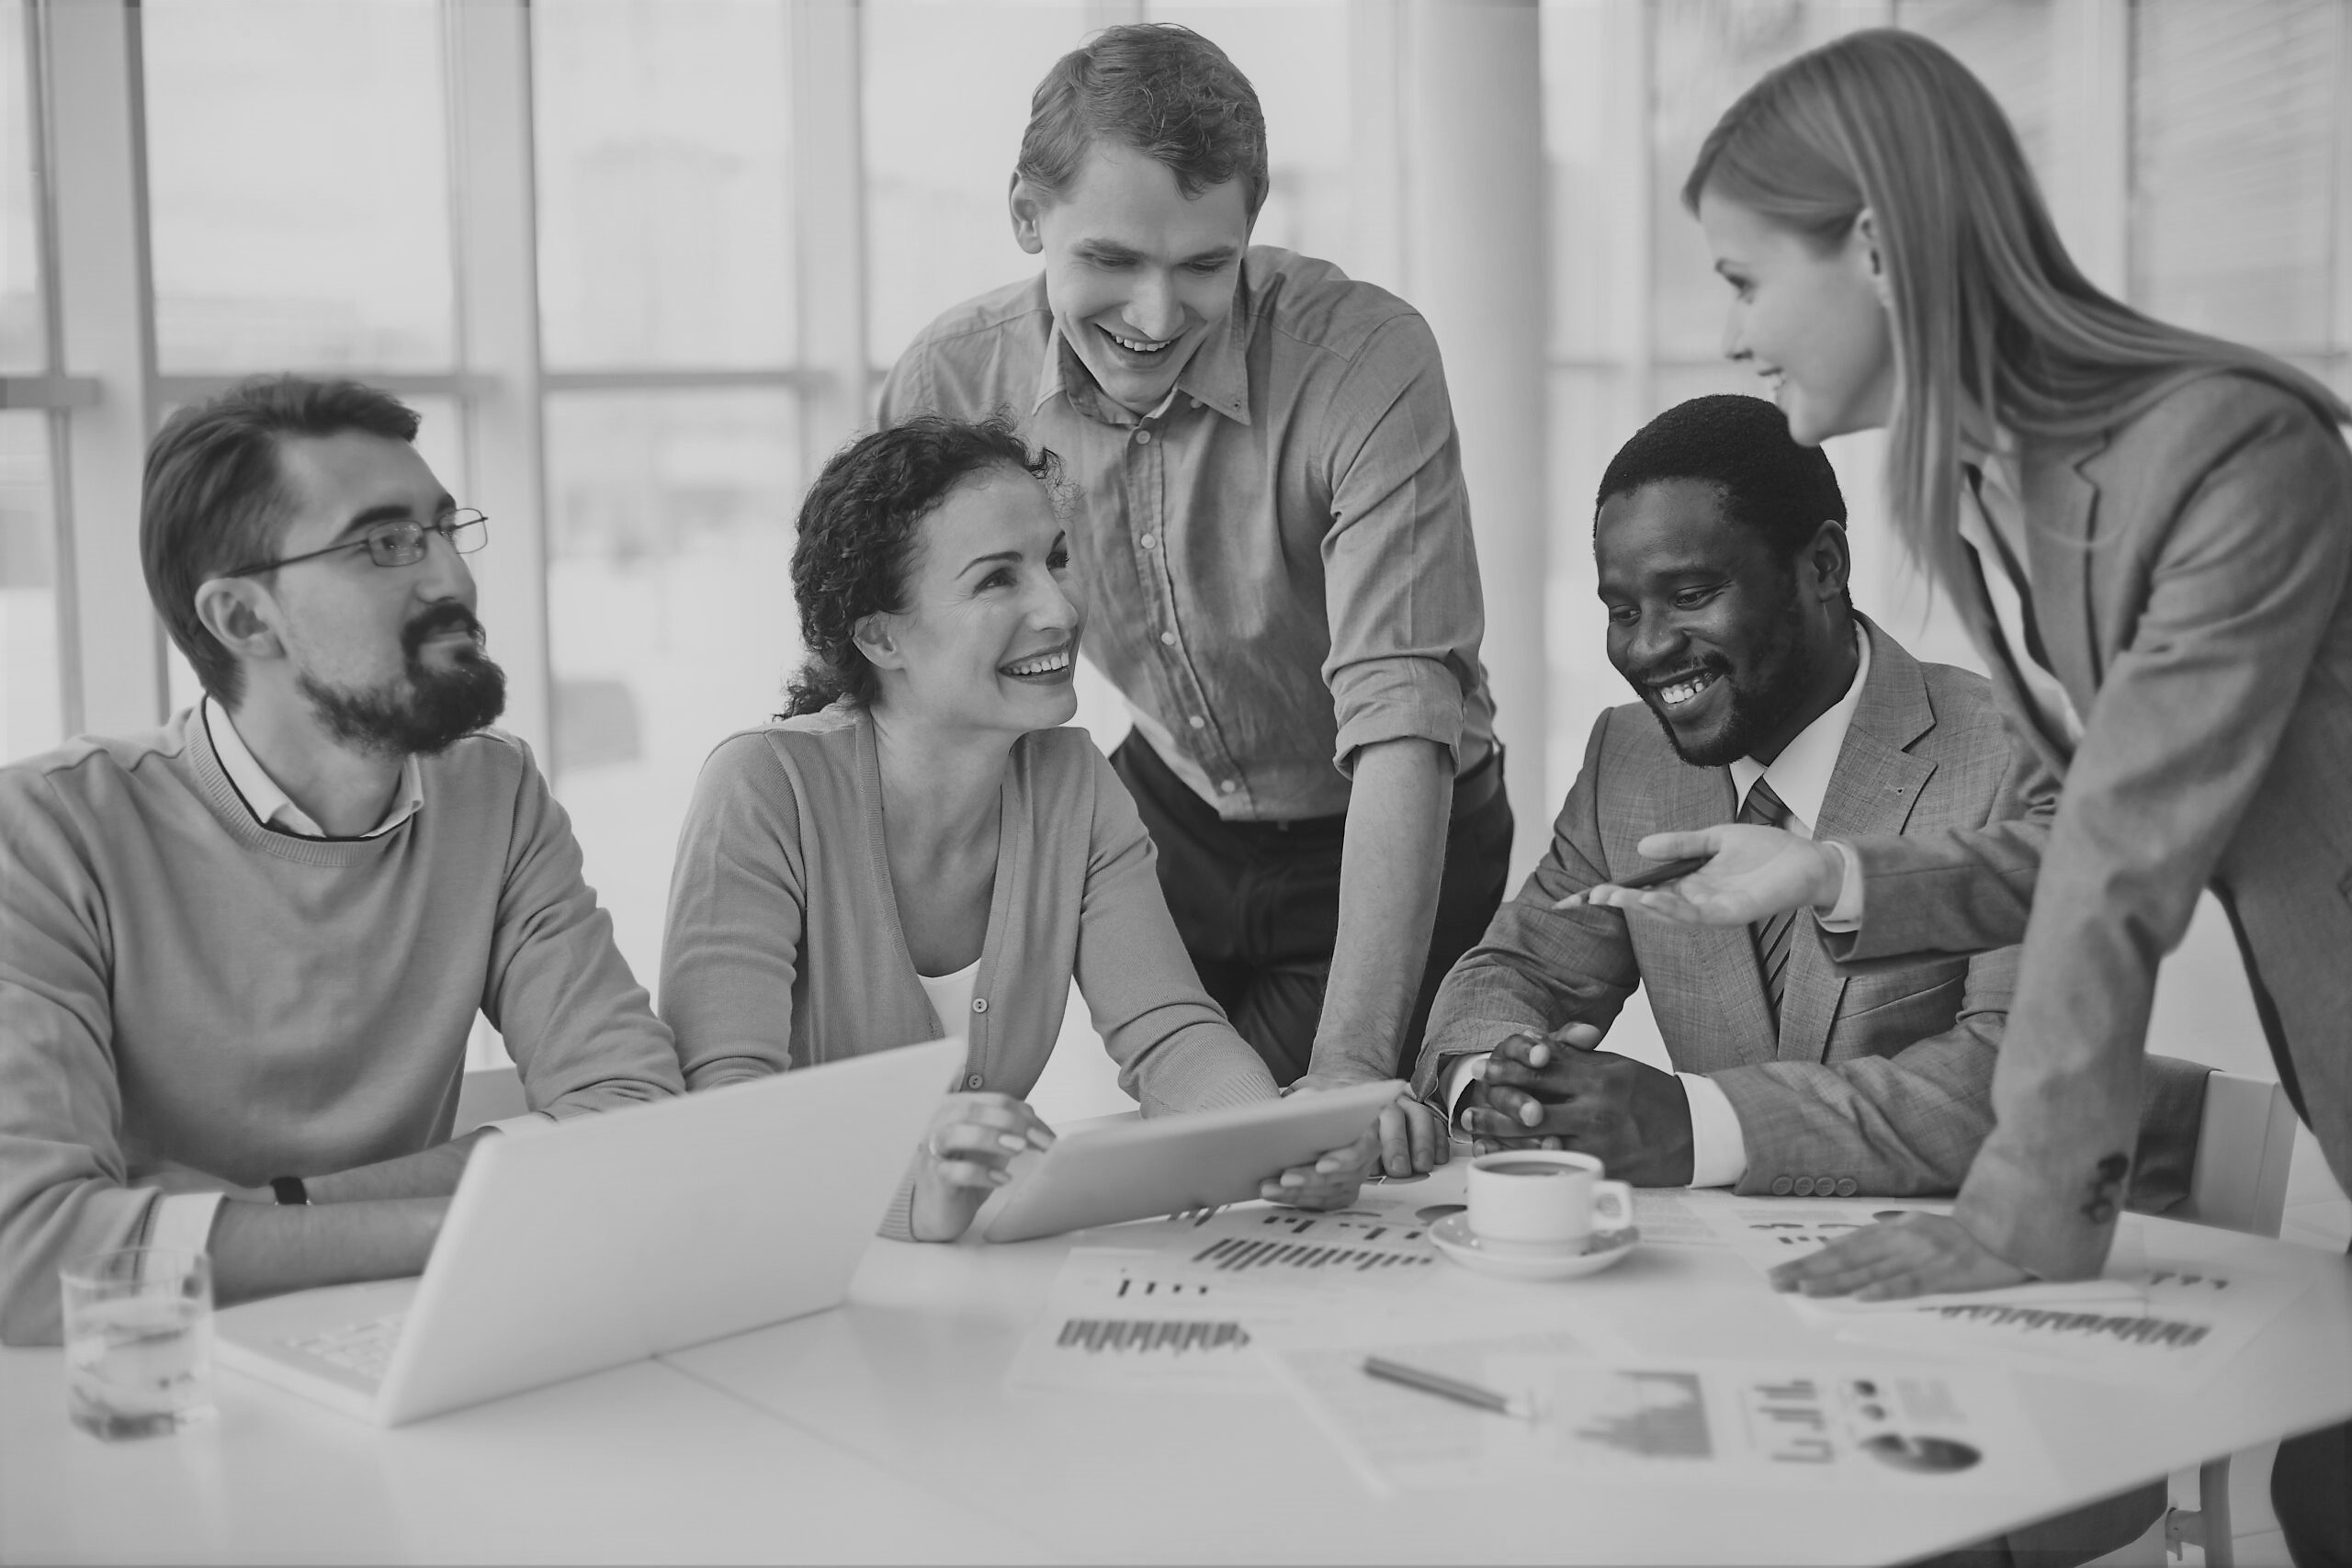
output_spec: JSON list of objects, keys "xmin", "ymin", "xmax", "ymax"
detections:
[{"xmin": 1457, "ymin": 1024, "xmax": 1694, "ymax": 1186}]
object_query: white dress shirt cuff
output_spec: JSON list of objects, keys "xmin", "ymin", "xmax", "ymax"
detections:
[
  {"xmin": 148, "ymin": 1191, "xmax": 227, "ymax": 1256},
  {"xmin": 1444, "ymin": 1053, "xmax": 1490, "ymax": 1124},
  {"xmin": 1814, "ymin": 839, "xmax": 1865, "ymax": 932},
  {"xmin": 1679, "ymin": 1074, "xmax": 1748, "ymax": 1188}
]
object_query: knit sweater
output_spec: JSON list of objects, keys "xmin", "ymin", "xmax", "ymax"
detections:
[
  {"xmin": 0, "ymin": 708, "xmax": 682, "ymax": 1343},
  {"xmin": 661, "ymin": 705, "xmax": 1280, "ymax": 1237}
]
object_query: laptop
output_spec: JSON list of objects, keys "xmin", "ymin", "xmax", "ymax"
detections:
[
  {"xmin": 213, "ymin": 1037, "xmax": 964, "ymax": 1427},
  {"xmin": 978, "ymin": 1078, "xmax": 1401, "ymax": 1243}
]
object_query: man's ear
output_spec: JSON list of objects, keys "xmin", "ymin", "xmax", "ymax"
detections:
[
  {"xmin": 1804, "ymin": 520, "xmax": 1853, "ymax": 602},
  {"xmin": 851, "ymin": 612, "xmax": 905, "ymax": 672},
  {"xmin": 1853, "ymin": 208, "xmax": 1893, "ymax": 308},
  {"xmin": 1009, "ymin": 175, "xmax": 1047, "ymax": 256},
  {"xmin": 192, "ymin": 578, "xmax": 284, "ymax": 666}
]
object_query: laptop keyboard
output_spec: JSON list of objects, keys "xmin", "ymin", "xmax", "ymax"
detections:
[{"xmin": 282, "ymin": 1312, "xmax": 407, "ymax": 1383}]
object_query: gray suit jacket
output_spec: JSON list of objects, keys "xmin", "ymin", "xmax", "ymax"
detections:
[
  {"xmin": 1415, "ymin": 618, "xmax": 2052, "ymax": 1195},
  {"xmin": 1413, "ymin": 617, "xmax": 2211, "ymax": 1199},
  {"xmin": 1826, "ymin": 374, "xmax": 2352, "ymax": 1277}
]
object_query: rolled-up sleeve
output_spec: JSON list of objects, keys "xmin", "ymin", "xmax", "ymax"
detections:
[{"xmin": 1317, "ymin": 312, "xmax": 1485, "ymax": 774}]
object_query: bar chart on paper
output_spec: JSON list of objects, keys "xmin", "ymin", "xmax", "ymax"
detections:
[{"xmin": 1180, "ymin": 1211, "xmax": 1441, "ymax": 1275}]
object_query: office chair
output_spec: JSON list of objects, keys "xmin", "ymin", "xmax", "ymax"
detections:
[{"xmin": 2157, "ymin": 1071, "xmax": 2301, "ymax": 1568}]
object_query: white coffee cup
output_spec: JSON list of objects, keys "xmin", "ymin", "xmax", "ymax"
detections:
[{"xmin": 1465, "ymin": 1150, "xmax": 1634, "ymax": 1248}]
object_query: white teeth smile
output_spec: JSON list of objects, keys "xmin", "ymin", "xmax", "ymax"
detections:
[
  {"xmin": 1657, "ymin": 673, "xmax": 1717, "ymax": 708},
  {"xmin": 1002, "ymin": 649, "xmax": 1072, "ymax": 677},
  {"xmin": 1106, "ymin": 331, "xmax": 1170, "ymax": 355}
]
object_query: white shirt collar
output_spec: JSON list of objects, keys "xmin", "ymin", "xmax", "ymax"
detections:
[
  {"xmin": 203, "ymin": 694, "xmax": 424, "ymax": 840},
  {"xmin": 1726, "ymin": 626, "xmax": 1871, "ymax": 840}
]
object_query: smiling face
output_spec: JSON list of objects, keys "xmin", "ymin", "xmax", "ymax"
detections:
[
  {"xmin": 1698, "ymin": 190, "xmax": 1896, "ymax": 446},
  {"xmin": 1012, "ymin": 140, "xmax": 1252, "ymax": 416},
  {"xmin": 1596, "ymin": 477, "xmax": 1851, "ymax": 769},
  {"xmin": 237, "ymin": 431, "xmax": 505, "ymax": 754},
  {"xmin": 861, "ymin": 466, "xmax": 1085, "ymax": 739}
]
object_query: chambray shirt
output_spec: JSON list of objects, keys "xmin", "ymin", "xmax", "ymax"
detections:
[{"xmin": 878, "ymin": 247, "xmax": 1497, "ymax": 821}]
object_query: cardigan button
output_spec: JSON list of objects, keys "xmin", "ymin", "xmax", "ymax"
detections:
[
  {"xmin": 966, "ymin": 1074, "xmax": 984, "ymax": 1089},
  {"xmin": 971, "ymin": 998, "xmax": 988, "ymax": 1014},
  {"xmin": 1770, "ymin": 1176, "xmax": 1793, "ymax": 1196}
]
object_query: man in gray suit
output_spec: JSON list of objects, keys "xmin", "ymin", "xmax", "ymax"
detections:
[{"xmin": 1414, "ymin": 396, "xmax": 2205, "ymax": 1209}]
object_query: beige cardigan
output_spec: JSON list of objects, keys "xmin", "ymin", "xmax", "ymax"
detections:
[{"xmin": 660, "ymin": 704, "xmax": 1278, "ymax": 1235}]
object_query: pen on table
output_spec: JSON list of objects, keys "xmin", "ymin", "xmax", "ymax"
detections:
[
  {"xmin": 1362, "ymin": 1356, "xmax": 1538, "ymax": 1421},
  {"xmin": 1551, "ymin": 856, "xmax": 1713, "ymax": 911}
]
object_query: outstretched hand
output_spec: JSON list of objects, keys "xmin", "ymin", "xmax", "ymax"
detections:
[
  {"xmin": 1582, "ymin": 825, "xmax": 1843, "ymax": 927},
  {"xmin": 1768, "ymin": 1212, "xmax": 2033, "ymax": 1301}
]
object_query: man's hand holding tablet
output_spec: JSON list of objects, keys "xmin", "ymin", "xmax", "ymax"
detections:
[{"xmin": 1287, "ymin": 1064, "xmax": 1449, "ymax": 1178}]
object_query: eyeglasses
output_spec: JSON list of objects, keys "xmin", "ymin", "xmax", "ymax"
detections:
[{"xmin": 224, "ymin": 510, "xmax": 489, "ymax": 577}]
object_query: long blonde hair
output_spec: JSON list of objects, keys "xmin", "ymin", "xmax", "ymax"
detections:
[{"xmin": 1683, "ymin": 28, "xmax": 2348, "ymax": 583}]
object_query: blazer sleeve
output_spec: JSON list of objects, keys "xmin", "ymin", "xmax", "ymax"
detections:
[
  {"xmin": 1411, "ymin": 710, "xmax": 1640, "ymax": 1101},
  {"xmin": 1821, "ymin": 716, "xmax": 2057, "ymax": 967},
  {"xmin": 1958, "ymin": 393, "xmax": 2352, "ymax": 1277},
  {"xmin": 660, "ymin": 734, "xmax": 809, "ymax": 1092},
  {"xmin": 1713, "ymin": 943, "xmax": 2008, "ymax": 1197},
  {"xmin": 1073, "ymin": 747, "xmax": 1278, "ymax": 1116}
]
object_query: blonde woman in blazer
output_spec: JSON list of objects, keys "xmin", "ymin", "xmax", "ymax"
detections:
[{"xmin": 1577, "ymin": 33, "xmax": 2351, "ymax": 1562}]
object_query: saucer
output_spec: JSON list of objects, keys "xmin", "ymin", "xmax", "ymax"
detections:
[{"xmin": 1429, "ymin": 1213, "xmax": 1640, "ymax": 1280}]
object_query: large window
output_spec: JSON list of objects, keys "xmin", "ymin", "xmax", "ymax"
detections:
[
  {"xmin": 532, "ymin": 1, "xmax": 808, "ymax": 992},
  {"xmin": 142, "ymin": 0, "xmax": 453, "ymax": 373}
]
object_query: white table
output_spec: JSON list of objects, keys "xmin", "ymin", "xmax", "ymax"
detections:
[
  {"xmin": 1, "ymin": 1343, "xmax": 1055, "ymax": 1563},
  {"xmin": 6, "ymin": 1167, "xmax": 2347, "ymax": 1565}
]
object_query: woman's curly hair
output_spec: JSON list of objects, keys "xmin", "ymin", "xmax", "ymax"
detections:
[{"xmin": 780, "ymin": 413, "xmax": 1059, "ymax": 717}]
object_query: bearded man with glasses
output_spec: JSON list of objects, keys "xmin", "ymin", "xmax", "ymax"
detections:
[{"xmin": 0, "ymin": 375, "xmax": 681, "ymax": 1345}]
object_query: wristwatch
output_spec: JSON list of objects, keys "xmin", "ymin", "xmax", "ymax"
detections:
[{"xmin": 269, "ymin": 1175, "xmax": 310, "ymax": 1206}]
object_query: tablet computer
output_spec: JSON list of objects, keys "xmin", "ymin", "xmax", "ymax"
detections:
[{"xmin": 978, "ymin": 1079, "xmax": 1403, "ymax": 1243}]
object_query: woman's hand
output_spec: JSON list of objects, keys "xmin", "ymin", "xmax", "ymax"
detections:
[
  {"xmin": 1261, "ymin": 1123, "xmax": 1382, "ymax": 1210},
  {"xmin": 1584, "ymin": 825, "xmax": 1844, "ymax": 926},
  {"xmin": 1768, "ymin": 1213, "xmax": 2034, "ymax": 1300},
  {"xmin": 909, "ymin": 1092, "xmax": 1055, "ymax": 1243}
]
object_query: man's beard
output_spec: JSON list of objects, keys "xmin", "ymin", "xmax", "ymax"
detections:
[
  {"xmin": 1638, "ymin": 581, "xmax": 1820, "ymax": 769},
  {"xmin": 300, "ymin": 604, "xmax": 507, "ymax": 758}
]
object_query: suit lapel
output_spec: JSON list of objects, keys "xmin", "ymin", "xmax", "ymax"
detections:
[
  {"xmin": 1780, "ymin": 618, "xmax": 1939, "ymax": 1065},
  {"xmin": 1659, "ymin": 759, "xmax": 1781, "ymax": 1061}
]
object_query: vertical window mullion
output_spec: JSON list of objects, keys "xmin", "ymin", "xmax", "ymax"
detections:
[
  {"xmin": 44, "ymin": 0, "xmax": 164, "ymax": 735},
  {"xmin": 444, "ymin": 0, "xmax": 552, "ymax": 763}
]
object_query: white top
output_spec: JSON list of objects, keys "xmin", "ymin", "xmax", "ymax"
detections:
[
  {"xmin": 1450, "ymin": 631, "xmax": 1874, "ymax": 1189},
  {"xmin": 916, "ymin": 958, "xmax": 982, "ymax": 1040},
  {"xmin": 1958, "ymin": 450, "xmax": 2086, "ymax": 746}
]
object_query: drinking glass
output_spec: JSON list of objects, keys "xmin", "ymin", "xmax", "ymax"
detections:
[{"xmin": 60, "ymin": 1247, "xmax": 215, "ymax": 1439}]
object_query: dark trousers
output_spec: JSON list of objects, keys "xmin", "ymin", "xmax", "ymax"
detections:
[
  {"xmin": 2276, "ymin": 1296, "xmax": 2352, "ymax": 1568},
  {"xmin": 1111, "ymin": 733, "xmax": 1513, "ymax": 1086}
]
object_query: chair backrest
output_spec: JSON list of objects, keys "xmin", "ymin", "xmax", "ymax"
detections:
[
  {"xmin": 2173, "ymin": 1070, "xmax": 2298, "ymax": 1237},
  {"xmin": 452, "ymin": 1064, "xmax": 528, "ymax": 1138}
]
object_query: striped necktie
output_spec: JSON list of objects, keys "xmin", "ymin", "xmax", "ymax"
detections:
[{"xmin": 1738, "ymin": 777, "xmax": 1797, "ymax": 1018}]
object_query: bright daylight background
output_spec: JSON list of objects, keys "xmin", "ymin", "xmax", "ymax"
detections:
[{"xmin": 6, "ymin": 0, "xmax": 2349, "ymax": 1123}]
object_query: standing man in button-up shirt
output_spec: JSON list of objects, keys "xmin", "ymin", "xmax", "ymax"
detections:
[{"xmin": 879, "ymin": 24, "xmax": 1508, "ymax": 1170}]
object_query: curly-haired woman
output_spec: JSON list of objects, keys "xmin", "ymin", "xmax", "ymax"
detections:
[{"xmin": 660, "ymin": 415, "xmax": 1377, "ymax": 1243}]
